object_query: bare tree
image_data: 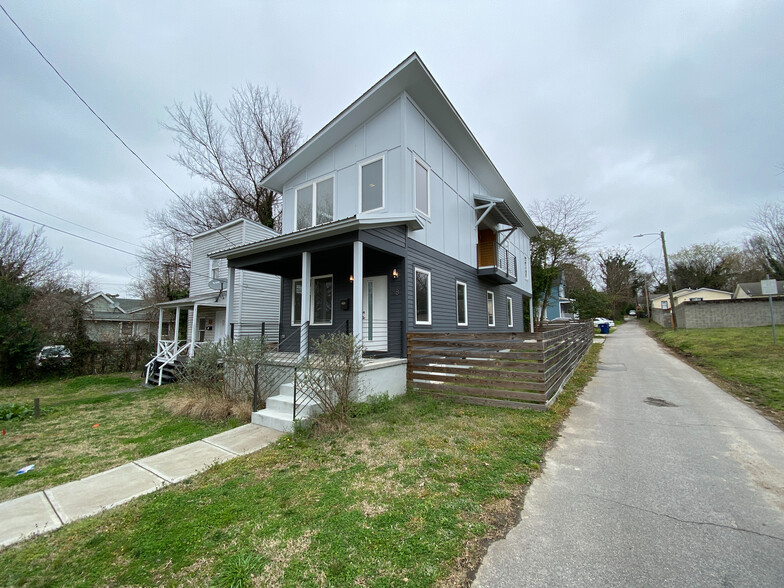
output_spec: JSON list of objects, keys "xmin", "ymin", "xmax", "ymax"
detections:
[
  {"xmin": 0, "ymin": 216, "xmax": 67, "ymax": 286},
  {"xmin": 746, "ymin": 200, "xmax": 784, "ymax": 278},
  {"xmin": 530, "ymin": 195, "xmax": 601, "ymax": 325},
  {"xmin": 131, "ymin": 233, "xmax": 191, "ymax": 303},
  {"xmin": 162, "ymin": 85, "xmax": 303, "ymax": 233}
]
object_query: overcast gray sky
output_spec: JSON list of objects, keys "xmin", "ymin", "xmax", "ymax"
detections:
[{"xmin": 2, "ymin": 1, "xmax": 782, "ymax": 295}]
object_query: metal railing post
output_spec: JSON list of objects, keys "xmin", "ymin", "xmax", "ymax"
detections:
[
  {"xmin": 293, "ymin": 366, "xmax": 298, "ymax": 421},
  {"xmin": 253, "ymin": 362, "xmax": 259, "ymax": 412}
]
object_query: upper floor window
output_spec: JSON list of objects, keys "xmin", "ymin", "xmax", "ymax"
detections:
[
  {"xmin": 415, "ymin": 159, "xmax": 429, "ymax": 216},
  {"xmin": 661, "ymin": 300, "xmax": 669, "ymax": 309},
  {"xmin": 296, "ymin": 177, "xmax": 334, "ymax": 230},
  {"xmin": 361, "ymin": 158, "xmax": 384, "ymax": 213}
]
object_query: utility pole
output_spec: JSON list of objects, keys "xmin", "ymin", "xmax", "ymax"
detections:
[
  {"xmin": 633, "ymin": 230, "xmax": 678, "ymax": 330},
  {"xmin": 661, "ymin": 231, "xmax": 677, "ymax": 330}
]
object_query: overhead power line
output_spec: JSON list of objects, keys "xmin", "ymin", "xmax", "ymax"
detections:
[
  {"xmin": 0, "ymin": 207, "xmax": 138, "ymax": 256},
  {"xmin": 0, "ymin": 2, "xmax": 239, "ymax": 249},
  {"xmin": 0, "ymin": 192, "xmax": 138, "ymax": 247}
]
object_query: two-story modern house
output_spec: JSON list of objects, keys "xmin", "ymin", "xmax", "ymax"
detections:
[
  {"xmin": 211, "ymin": 53, "xmax": 538, "ymax": 368},
  {"xmin": 145, "ymin": 218, "xmax": 280, "ymax": 385}
]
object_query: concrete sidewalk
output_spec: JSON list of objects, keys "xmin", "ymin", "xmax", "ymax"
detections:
[
  {"xmin": 474, "ymin": 321, "xmax": 784, "ymax": 587},
  {"xmin": 0, "ymin": 423, "xmax": 282, "ymax": 549}
]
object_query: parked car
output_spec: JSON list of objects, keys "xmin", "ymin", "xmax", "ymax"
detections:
[
  {"xmin": 592, "ymin": 318, "xmax": 616, "ymax": 328},
  {"xmin": 36, "ymin": 345, "xmax": 72, "ymax": 366},
  {"xmin": 628, "ymin": 309, "xmax": 636, "ymax": 316}
]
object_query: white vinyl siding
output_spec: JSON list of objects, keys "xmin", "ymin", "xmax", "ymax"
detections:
[{"xmin": 415, "ymin": 268, "xmax": 431, "ymax": 325}]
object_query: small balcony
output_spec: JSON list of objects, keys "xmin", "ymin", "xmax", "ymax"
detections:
[{"xmin": 477, "ymin": 241, "xmax": 517, "ymax": 285}]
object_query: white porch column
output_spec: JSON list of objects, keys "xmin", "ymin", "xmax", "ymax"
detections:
[
  {"xmin": 225, "ymin": 267, "xmax": 236, "ymax": 340},
  {"xmin": 156, "ymin": 308, "xmax": 163, "ymax": 345},
  {"xmin": 352, "ymin": 241, "xmax": 364, "ymax": 346},
  {"xmin": 299, "ymin": 252, "xmax": 311, "ymax": 359},
  {"xmin": 174, "ymin": 307, "xmax": 181, "ymax": 348},
  {"xmin": 190, "ymin": 304, "xmax": 199, "ymax": 357},
  {"xmin": 529, "ymin": 297, "xmax": 535, "ymax": 333}
]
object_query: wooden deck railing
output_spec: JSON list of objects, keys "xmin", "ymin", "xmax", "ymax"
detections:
[{"xmin": 407, "ymin": 321, "xmax": 593, "ymax": 410}]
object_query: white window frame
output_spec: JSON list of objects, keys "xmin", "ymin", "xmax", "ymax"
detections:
[
  {"xmin": 294, "ymin": 174, "xmax": 335, "ymax": 231},
  {"xmin": 414, "ymin": 267, "xmax": 432, "ymax": 325},
  {"xmin": 414, "ymin": 157, "xmax": 430, "ymax": 217},
  {"xmin": 456, "ymin": 281, "xmax": 468, "ymax": 327},
  {"xmin": 506, "ymin": 296, "xmax": 514, "ymax": 328},
  {"xmin": 359, "ymin": 155, "xmax": 385, "ymax": 214},
  {"xmin": 487, "ymin": 291, "xmax": 496, "ymax": 327},
  {"xmin": 291, "ymin": 274, "xmax": 334, "ymax": 326},
  {"xmin": 661, "ymin": 300, "xmax": 669, "ymax": 310}
]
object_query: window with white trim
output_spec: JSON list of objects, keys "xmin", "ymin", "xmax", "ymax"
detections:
[
  {"xmin": 487, "ymin": 291, "xmax": 495, "ymax": 327},
  {"xmin": 415, "ymin": 159, "xmax": 429, "ymax": 216},
  {"xmin": 415, "ymin": 268, "xmax": 431, "ymax": 325},
  {"xmin": 295, "ymin": 177, "xmax": 334, "ymax": 230},
  {"xmin": 291, "ymin": 275, "xmax": 333, "ymax": 326},
  {"xmin": 661, "ymin": 300, "xmax": 669, "ymax": 310},
  {"xmin": 456, "ymin": 281, "xmax": 468, "ymax": 326},
  {"xmin": 361, "ymin": 158, "xmax": 384, "ymax": 212},
  {"xmin": 312, "ymin": 276, "xmax": 333, "ymax": 325},
  {"xmin": 507, "ymin": 296, "xmax": 514, "ymax": 327}
]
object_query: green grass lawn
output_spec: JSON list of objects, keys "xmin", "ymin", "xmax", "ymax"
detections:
[
  {"xmin": 0, "ymin": 375, "xmax": 240, "ymax": 502},
  {"xmin": 0, "ymin": 346, "xmax": 600, "ymax": 587},
  {"xmin": 645, "ymin": 323, "xmax": 784, "ymax": 416}
]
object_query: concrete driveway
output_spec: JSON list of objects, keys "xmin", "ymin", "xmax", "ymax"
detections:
[{"xmin": 474, "ymin": 321, "xmax": 784, "ymax": 587}]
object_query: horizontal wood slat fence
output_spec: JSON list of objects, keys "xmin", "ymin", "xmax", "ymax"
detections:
[{"xmin": 407, "ymin": 321, "xmax": 594, "ymax": 410}]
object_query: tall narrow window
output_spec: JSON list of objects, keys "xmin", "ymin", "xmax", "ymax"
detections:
[
  {"xmin": 415, "ymin": 268, "xmax": 431, "ymax": 325},
  {"xmin": 296, "ymin": 185, "xmax": 313, "ymax": 229},
  {"xmin": 456, "ymin": 281, "xmax": 468, "ymax": 326},
  {"xmin": 295, "ymin": 177, "xmax": 334, "ymax": 230},
  {"xmin": 487, "ymin": 291, "xmax": 495, "ymax": 327},
  {"xmin": 316, "ymin": 178, "xmax": 333, "ymax": 225},
  {"xmin": 361, "ymin": 159, "xmax": 383, "ymax": 212},
  {"xmin": 415, "ymin": 159, "xmax": 429, "ymax": 216},
  {"xmin": 506, "ymin": 296, "xmax": 514, "ymax": 327},
  {"xmin": 291, "ymin": 280, "xmax": 303, "ymax": 325}
]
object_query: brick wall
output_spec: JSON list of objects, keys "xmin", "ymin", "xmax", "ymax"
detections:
[{"xmin": 652, "ymin": 298, "xmax": 784, "ymax": 329}]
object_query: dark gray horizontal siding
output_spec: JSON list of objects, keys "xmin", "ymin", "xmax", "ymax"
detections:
[{"xmin": 406, "ymin": 238, "xmax": 528, "ymax": 332}]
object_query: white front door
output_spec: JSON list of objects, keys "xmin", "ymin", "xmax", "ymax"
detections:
[
  {"xmin": 214, "ymin": 310, "xmax": 226, "ymax": 343},
  {"xmin": 362, "ymin": 276, "xmax": 387, "ymax": 352}
]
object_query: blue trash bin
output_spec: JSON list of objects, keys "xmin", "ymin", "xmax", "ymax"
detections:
[{"xmin": 599, "ymin": 322, "xmax": 610, "ymax": 334}]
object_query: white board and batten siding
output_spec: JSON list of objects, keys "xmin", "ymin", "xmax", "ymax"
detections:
[
  {"xmin": 403, "ymin": 96, "xmax": 532, "ymax": 295},
  {"xmin": 189, "ymin": 219, "xmax": 281, "ymax": 342},
  {"xmin": 277, "ymin": 93, "xmax": 532, "ymax": 296}
]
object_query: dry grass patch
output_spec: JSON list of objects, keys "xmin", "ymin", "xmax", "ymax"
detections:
[{"xmin": 164, "ymin": 391, "xmax": 251, "ymax": 422}]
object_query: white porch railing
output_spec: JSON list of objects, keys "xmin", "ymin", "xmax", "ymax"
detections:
[{"xmin": 144, "ymin": 339, "xmax": 206, "ymax": 386}]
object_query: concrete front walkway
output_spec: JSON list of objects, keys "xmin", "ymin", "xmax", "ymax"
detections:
[
  {"xmin": 0, "ymin": 424, "xmax": 282, "ymax": 549},
  {"xmin": 474, "ymin": 321, "xmax": 784, "ymax": 587}
]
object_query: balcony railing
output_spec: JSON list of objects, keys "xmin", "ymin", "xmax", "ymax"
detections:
[{"xmin": 477, "ymin": 241, "xmax": 517, "ymax": 283}]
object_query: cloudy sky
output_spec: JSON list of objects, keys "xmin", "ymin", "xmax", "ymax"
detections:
[{"xmin": 1, "ymin": 1, "xmax": 782, "ymax": 295}]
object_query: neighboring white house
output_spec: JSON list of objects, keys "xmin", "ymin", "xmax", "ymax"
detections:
[
  {"xmin": 145, "ymin": 218, "xmax": 280, "ymax": 384},
  {"xmin": 650, "ymin": 287, "xmax": 732, "ymax": 309},
  {"xmin": 83, "ymin": 292, "xmax": 166, "ymax": 342}
]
